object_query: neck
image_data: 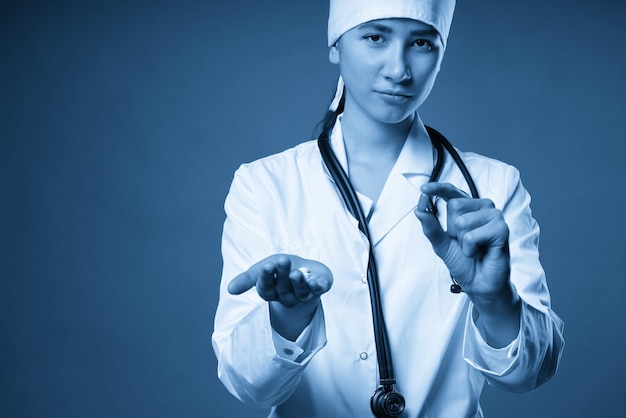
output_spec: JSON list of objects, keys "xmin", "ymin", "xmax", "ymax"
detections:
[{"xmin": 340, "ymin": 109, "xmax": 414, "ymax": 165}]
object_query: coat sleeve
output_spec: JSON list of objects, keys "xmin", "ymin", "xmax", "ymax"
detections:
[
  {"xmin": 462, "ymin": 163, "xmax": 564, "ymax": 392},
  {"xmin": 211, "ymin": 164, "xmax": 327, "ymax": 408}
]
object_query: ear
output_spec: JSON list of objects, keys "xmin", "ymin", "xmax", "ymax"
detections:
[{"xmin": 328, "ymin": 44, "xmax": 339, "ymax": 64}]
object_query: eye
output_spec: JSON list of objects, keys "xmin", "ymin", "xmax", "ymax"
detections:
[
  {"xmin": 364, "ymin": 34, "xmax": 384, "ymax": 43},
  {"xmin": 413, "ymin": 39, "xmax": 434, "ymax": 50}
]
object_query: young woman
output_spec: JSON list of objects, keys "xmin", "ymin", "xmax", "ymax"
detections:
[{"xmin": 212, "ymin": 1, "xmax": 564, "ymax": 417}]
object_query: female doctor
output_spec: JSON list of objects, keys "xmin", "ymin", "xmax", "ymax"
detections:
[{"xmin": 212, "ymin": 0, "xmax": 564, "ymax": 417}]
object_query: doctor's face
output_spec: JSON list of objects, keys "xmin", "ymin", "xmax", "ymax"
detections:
[{"xmin": 329, "ymin": 18, "xmax": 444, "ymax": 125}]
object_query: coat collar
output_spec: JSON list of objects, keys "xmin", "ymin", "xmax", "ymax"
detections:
[{"xmin": 326, "ymin": 114, "xmax": 435, "ymax": 246}]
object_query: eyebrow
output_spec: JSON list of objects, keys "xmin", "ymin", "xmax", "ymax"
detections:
[{"xmin": 358, "ymin": 22, "xmax": 439, "ymax": 37}]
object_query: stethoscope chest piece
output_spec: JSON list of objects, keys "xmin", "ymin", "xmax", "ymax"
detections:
[{"xmin": 371, "ymin": 385, "xmax": 406, "ymax": 418}]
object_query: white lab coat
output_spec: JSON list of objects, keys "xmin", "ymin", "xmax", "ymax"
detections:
[{"xmin": 212, "ymin": 115, "xmax": 564, "ymax": 418}]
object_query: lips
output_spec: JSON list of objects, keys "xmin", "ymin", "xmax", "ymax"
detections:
[
  {"xmin": 377, "ymin": 90, "xmax": 412, "ymax": 98},
  {"xmin": 375, "ymin": 90, "xmax": 413, "ymax": 103}
]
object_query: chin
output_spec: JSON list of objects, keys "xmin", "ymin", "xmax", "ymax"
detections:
[
  {"xmin": 372, "ymin": 108, "xmax": 417, "ymax": 125},
  {"xmin": 370, "ymin": 98, "xmax": 422, "ymax": 125}
]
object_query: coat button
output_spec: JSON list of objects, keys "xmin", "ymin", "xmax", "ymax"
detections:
[{"xmin": 360, "ymin": 352, "xmax": 368, "ymax": 360}]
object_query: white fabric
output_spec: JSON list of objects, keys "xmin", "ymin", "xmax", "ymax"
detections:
[
  {"xmin": 212, "ymin": 115, "xmax": 564, "ymax": 417},
  {"xmin": 328, "ymin": 0, "xmax": 456, "ymax": 47},
  {"xmin": 328, "ymin": 76, "xmax": 345, "ymax": 112}
]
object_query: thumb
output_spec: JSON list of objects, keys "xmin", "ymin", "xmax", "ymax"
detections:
[
  {"xmin": 228, "ymin": 270, "xmax": 257, "ymax": 295},
  {"xmin": 414, "ymin": 194, "xmax": 451, "ymax": 258}
]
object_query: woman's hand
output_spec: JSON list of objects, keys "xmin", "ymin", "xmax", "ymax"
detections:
[
  {"xmin": 414, "ymin": 182, "xmax": 520, "ymax": 347},
  {"xmin": 228, "ymin": 254, "xmax": 333, "ymax": 306},
  {"xmin": 228, "ymin": 254, "xmax": 333, "ymax": 341},
  {"xmin": 414, "ymin": 182, "xmax": 511, "ymax": 298}
]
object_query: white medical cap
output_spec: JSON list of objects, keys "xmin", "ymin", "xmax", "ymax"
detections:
[{"xmin": 327, "ymin": 0, "xmax": 456, "ymax": 47}]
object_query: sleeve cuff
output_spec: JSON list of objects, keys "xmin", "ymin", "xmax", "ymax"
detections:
[
  {"xmin": 270, "ymin": 303, "xmax": 327, "ymax": 363},
  {"xmin": 462, "ymin": 300, "xmax": 527, "ymax": 376}
]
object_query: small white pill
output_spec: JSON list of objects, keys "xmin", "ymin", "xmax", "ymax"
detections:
[{"xmin": 297, "ymin": 267, "xmax": 311, "ymax": 279}]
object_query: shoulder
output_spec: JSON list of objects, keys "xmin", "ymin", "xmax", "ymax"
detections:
[
  {"xmin": 224, "ymin": 139, "xmax": 331, "ymax": 229},
  {"xmin": 459, "ymin": 150, "xmax": 520, "ymax": 179},
  {"xmin": 238, "ymin": 140, "xmax": 319, "ymax": 174},
  {"xmin": 230, "ymin": 139, "xmax": 322, "ymax": 193},
  {"xmin": 453, "ymin": 150, "xmax": 524, "ymax": 204}
]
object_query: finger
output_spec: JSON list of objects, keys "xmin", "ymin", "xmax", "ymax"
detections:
[
  {"xmin": 291, "ymin": 259, "xmax": 333, "ymax": 296},
  {"xmin": 228, "ymin": 254, "xmax": 282, "ymax": 295},
  {"xmin": 416, "ymin": 188, "xmax": 438, "ymax": 214},
  {"xmin": 305, "ymin": 270, "xmax": 333, "ymax": 296},
  {"xmin": 275, "ymin": 267, "xmax": 296, "ymax": 303},
  {"xmin": 447, "ymin": 197, "xmax": 494, "ymax": 217},
  {"xmin": 307, "ymin": 278, "xmax": 332, "ymax": 296},
  {"xmin": 454, "ymin": 206, "xmax": 502, "ymax": 241},
  {"xmin": 420, "ymin": 182, "xmax": 470, "ymax": 202},
  {"xmin": 256, "ymin": 262, "xmax": 278, "ymax": 301},
  {"xmin": 275, "ymin": 254, "xmax": 292, "ymax": 279},
  {"xmin": 447, "ymin": 198, "xmax": 493, "ymax": 237},
  {"xmin": 228, "ymin": 271, "xmax": 258, "ymax": 295},
  {"xmin": 290, "ymin": 269, "xmax": 315, "ymax": 302},
  {"xmin": 457, "ymin": 211, "xmax": 509, "ymax": 258},
  {"xmin": 454, "ymin": 205, "xmax": 500, "ymax": 233},
  {"xmin": 274, "ymin": 256, "xmax": 301, "ymax": 306},
  {"xmin": 309, "ymin": 263, "xmax": 334, "ymax": 290},
  {"xmin": 414, "ymin": 193, "xmax": 451, "ymax": 257}
]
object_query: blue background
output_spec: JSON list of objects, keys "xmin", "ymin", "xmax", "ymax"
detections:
[{"xmin": 2, "ymin": 0, "xmax": 625, "ymax": 417}]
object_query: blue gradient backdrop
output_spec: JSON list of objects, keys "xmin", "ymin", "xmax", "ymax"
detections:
[{"xmin": 2, "ymin": 1, "xmax": 625, "ymax": 417}]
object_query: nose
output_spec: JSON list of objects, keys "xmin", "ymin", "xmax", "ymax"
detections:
[{"xmin": 381, "ymin": 44, "xmax": 411, "ymax": 82}]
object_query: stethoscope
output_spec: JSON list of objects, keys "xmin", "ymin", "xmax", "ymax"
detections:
[{"xmin": 318, "ymin": 123, "xmax": 479, "ymax": 418}]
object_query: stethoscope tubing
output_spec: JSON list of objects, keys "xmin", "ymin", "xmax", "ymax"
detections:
[{"xmin": 317, "ymin": 123, "xmax": 479, "ymax": 397}]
